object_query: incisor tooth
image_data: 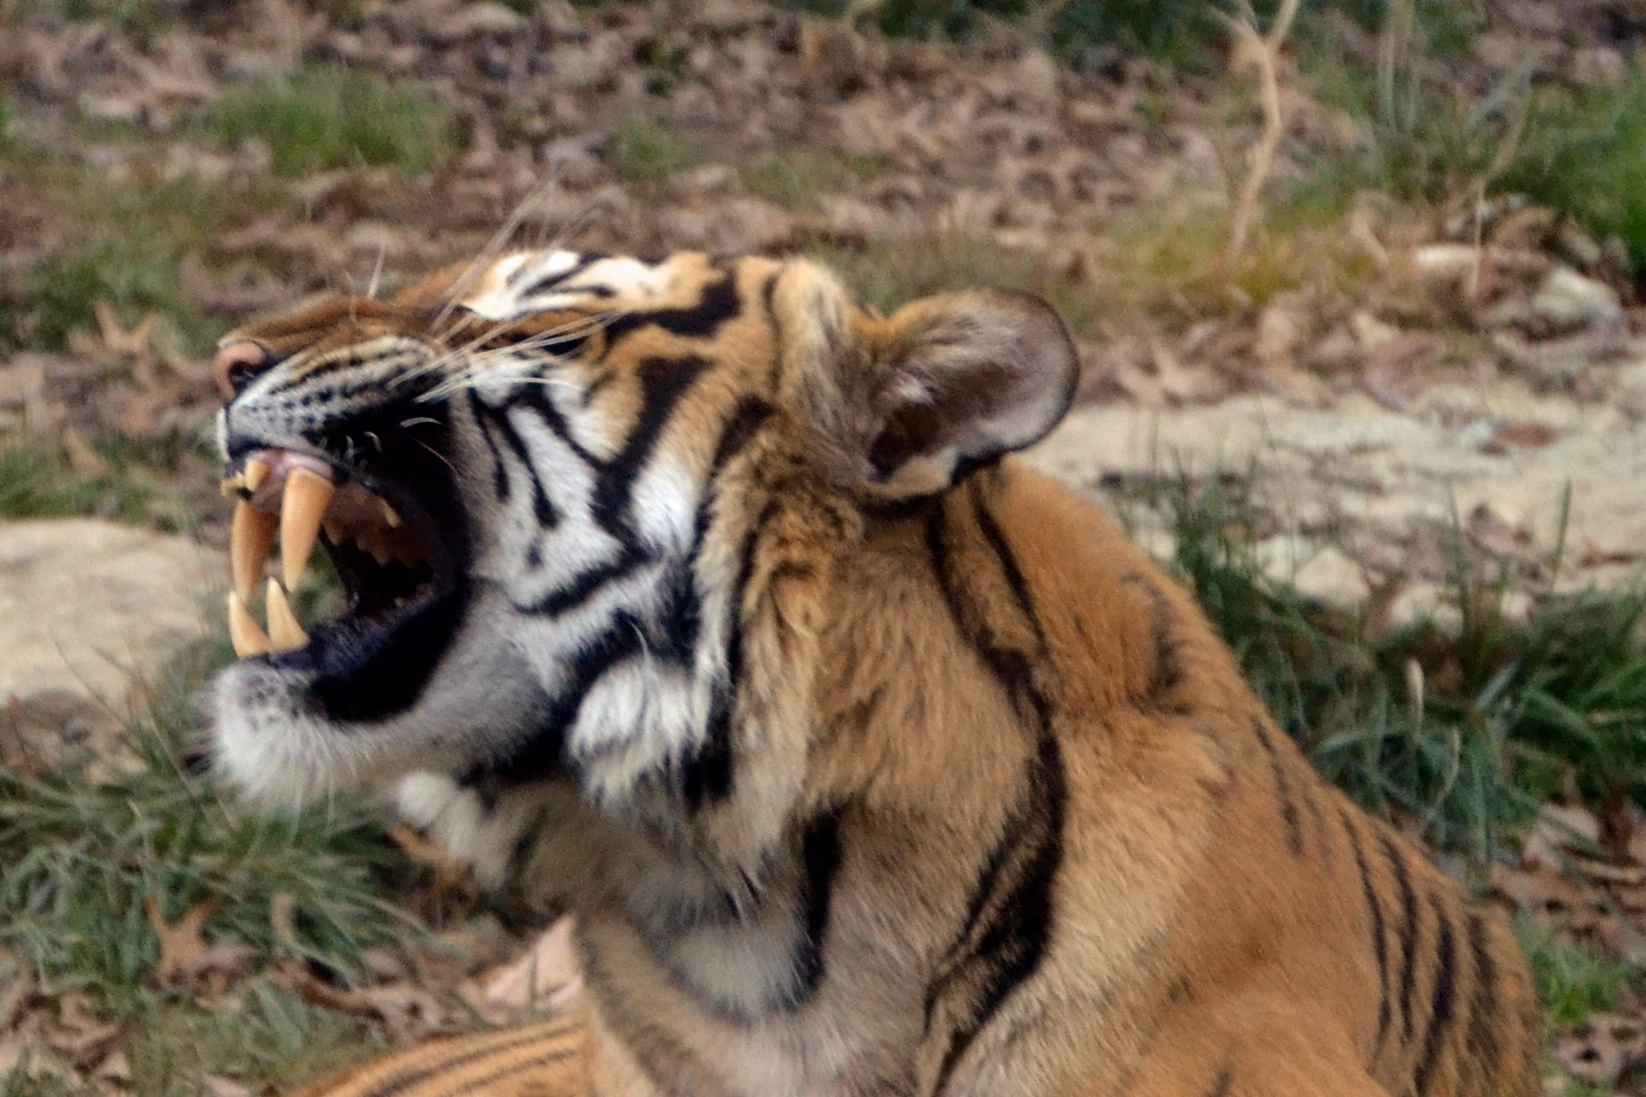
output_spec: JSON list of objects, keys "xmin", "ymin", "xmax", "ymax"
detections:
[
  {"xmin": 228, "ymin": 592, "xmax": 272, "ymax": 659},
  {"xmin": 281, "ymin": 468, "xmax": 335, "ymax": 590},
  {"xmin": 231, "ymin": 501, "xmax": 278, "ymax": 601},
  {"xmin": 265, "ymin": 578, "xmax": 309, "ymax": 652},
  {"xmin": 244, "ymin": 457, "xmax": 270, "ymax": 493}
]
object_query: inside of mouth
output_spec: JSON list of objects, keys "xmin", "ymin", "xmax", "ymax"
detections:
[{"xmin": 223, "ymin": 449, "xmax": 442, "ymax": 658}]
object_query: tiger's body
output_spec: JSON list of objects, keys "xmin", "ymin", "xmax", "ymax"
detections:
[{"xmin": 209, "ymin": 249, "xmax": 1540, "ymax": 1097}]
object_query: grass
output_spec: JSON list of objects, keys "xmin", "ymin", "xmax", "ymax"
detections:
[
  {"xmin": 816, "ymin": 189, "xmax": 1376, "ymax": 338},
  {"xmin": 1120, "ymin": 473, "xmax": 1646, "ymax": 858},
  {"xmin": 779, "ymin": 0, "xmax": 1479, "ymax": 68},
  {"xmin": 0, "ymin": 640, "xmax": 426, "ymax": 1094},
  {"xmin": 740, "ymin": 149, "xmax": 888, "ymax": 211},
  {"xmin": 1518, "ymin": 917, "xmax": 1637, "ymax": 1030},
  {"xmin": 1, "ymin": 979, "xmax": 387, "ymax": 1097},
  {"xmin": 0, "ymin": 443, "xmax": 122, "ymax": 520},
  {"xmin": 815, "ymin": 229, "xmax": 1105, "ymax": 335},
  {"xmin": 607, "ymin": 116, "xmax": 703, "ymax": 189},
  {"xmin": 204, "ymin": 65, "xmax": 458, "ymax": 178},
  {"xmin": 0, "ymin": 162, "xmax": 260, "ymax": 358},
  {"xmin": 1501, "ymin": 70, "xmax": 1646, "ymax": 273},
  {"xmin": 0, "ymin": 641, "xmax": 418, "ymax": 1008}
]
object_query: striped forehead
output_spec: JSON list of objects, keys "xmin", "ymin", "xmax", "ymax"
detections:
[{"xmin": 461, "ymin": 251, "xmax": 710, "ymax": 322}]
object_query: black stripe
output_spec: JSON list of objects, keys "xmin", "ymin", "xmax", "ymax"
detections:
[
  {"xmin": 504, "ymin": 801, "xmax": 552, "ymax": 882},
  {"xmin": 1463, "ymin": 912, "xmax": 1500, "ymax": 1086},
  {"xmin": 517, "ymin": 355, "xmax": 713, "ymax": 618},
  {"xmin": 681, "ymin": 498, "xmax": 782, "ymax": 809},
  {"xmin": 516, "ymin": 387, "xmax": 600, "ymax": 467},
  {"xmin": 352, "ymin": 1025, "xmax": 578, "ymax": 1097},
  {"xmin": 786, "ymin": 806, "xmax": 846, "ymax": 1006},
  {"xmin": 661, "ymin": 395, "xmax": 770, "ymax": 665},
  {"xmin": 1250, "ymin": 717, "xmax": 1303, "ymax": 857},
  {"xmin": 1119, "ymin": 574, "xmax": 1183, "ymax": 705},
  {"xmin": 1203, "ymin": 1061, "xmax": 1235, "ymax": 1097},
  {"xmin": 274, "ymin": 348, "xmax": 377, "ymax": 393},
  {"xmin": 523, "ymin": 545, "xmax": 650, "ymax": 618},
  {"xmin": 922, "ymin": 498, "xmax": 1065, "ymax": 1092},
  {"xmin": 487, "ymin": 611, "xmax": 649, "ymax": 781},
  {"xmin": 1412, "ymin": 894, "xmax": 1458, "ymax": 1095},
  {"xmin": 970, "ymin": 478, "xmax": 1041, "ymax": 640},
  {"xmin": 1381, "ymin": 834, "xmax": 1422, "ymax": 1043},
  {"xmin": 590, "ymin": 356, "xmax": 713, "ymax": 535},
  {"xmin": 481, "ymin": 399, "xmax": 560, "ymax": 528},
  {"xmin": 598, "ymin": 268, "xmax": 742, "ymax": 347},
  {"xmin": 445, "ymin": 1047, "xmax": 580, "ymax": 1096},
  {"xmin": 467, "ymin": 389, "xmax": 511, "ymax": 502},
  {"xmin": 761, "ymin": 270, "xmax": 785, "ymax": 390},
  {"xmin": 923, "ymin": 794, "xmax": 1023, "ymax": 1029},
  {"xmin": 510, "ymin": 250, "xmax": 607, "ymax": 292},
  {"xmin": 1340, "ymin": 806, "xmax": 1392, "ymax": 1055},
  {"xmin": 931, "ymin": 729, "xmax": 1064, "ymax": 1092}
]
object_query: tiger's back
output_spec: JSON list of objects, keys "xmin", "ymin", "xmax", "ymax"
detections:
[{"xmin": 207, "ymin": 249, "xmax": 1539, "ymax": 1097}]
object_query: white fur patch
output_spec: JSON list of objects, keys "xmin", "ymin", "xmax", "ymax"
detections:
[{"xmin": 460, "ymin": 251, "xmax": 675, "ymax": 321}]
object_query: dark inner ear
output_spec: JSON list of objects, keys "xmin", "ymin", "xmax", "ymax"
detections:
[
  {"xmin": 868, "ymin": 404, "xmax": 938, "ymax": 478},
  {"xmin": 867, "ymin": 362, "xmax": 1011, "ymax": 479}
]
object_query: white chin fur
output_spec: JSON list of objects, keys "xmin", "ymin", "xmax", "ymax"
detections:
[{"xmin": 211, "ymin": 587, "xmax": 555, "ymax": 811}]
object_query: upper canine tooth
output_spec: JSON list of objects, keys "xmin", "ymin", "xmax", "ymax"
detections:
[
  {"xmin": 231, "ymin": 501, "xmax": 278, "ymax": 601},
  {"xmin": 379, "ymin": 500, "xmax": 403, "ymax": 528},
  {"xmin": 228, "ymin": 592, "xmax": 272, "ymax": 659},
  {"xmin": 265, "ymin": 578, "xmax": 309, "ymax": 652},
  {"xmin": 281, "ymin": 468, "xmax": 335, "ymax": 591}
]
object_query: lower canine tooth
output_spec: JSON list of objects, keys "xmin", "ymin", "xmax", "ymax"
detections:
[
  {"xmin": 228, "ymin": 592, "xmax": 272, "ymax": 658},
  {"xmin": 244, "ymin": 457, "xmax": 270, "ymax": 493},
  {"xmin": 281, "ymin": 468, "xmax": 335, "ymax": 590},
  {"xmin": 231, "ymin": 501, "xmax": 278, "ymax": 601},
  {"xmin": 265, "ymin": 578, "xmax": 309, "ymax": 652}
]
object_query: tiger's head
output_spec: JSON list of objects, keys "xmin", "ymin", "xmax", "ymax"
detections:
[{"xmin": 210, "ymin": 250, "xmax": 1076, "ymax": 827}]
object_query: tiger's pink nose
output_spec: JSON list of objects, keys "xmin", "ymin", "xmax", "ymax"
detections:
[{"xmin": 213, "ymin": 341, "xmax": 274, "ymax": 400}]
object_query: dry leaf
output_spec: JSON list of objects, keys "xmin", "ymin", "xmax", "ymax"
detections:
[
  {"xmin": 146, "ymin": 897, "xmax": 252, "ymax": 987},
  {"xmin": 480, "ymin": 917, "xmax": 581, "ymax": 1013},
  {"xmin": 1555, "ymin": 1014, "xmax": 1646, "ymax": 1088}
]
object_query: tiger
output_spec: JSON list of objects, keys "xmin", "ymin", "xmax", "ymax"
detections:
[{"xmin": 208, "ymin": 247, "xmax": 1541, "ymax": 1097}]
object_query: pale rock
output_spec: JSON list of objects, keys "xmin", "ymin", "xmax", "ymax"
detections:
[
  {"xmin": 1386, "ymin": 582, "xmax": 1461, "ymax": 632},
  {"xmin": 1349, "ymin": 310, "xmax": 1400, "ymax": 350},
  {"xmin": 1290, "ymin": 546, "xmax": 1372, "ymax": 607},
  {"xmin": 1529, "ymin": 266, "xmax": 1622, "ymax": 329},
  {"xmin": 1255, "ymin": 293, "xmax": 1309, "ymax": 369},
  {"xmin": 431, "ymin": 2, "xmax": 531, "ymax": 42},
  {"xmin": 1012, "ymin": 49, "xmax": 1060, "ymax": 106},
  {"xmin": 1571, "ymin": 46, "xmax": 1627, "ymax": 88},
  {"xmin": 0, "ymin": 519, "xmax": 216, "ymax": 711}
]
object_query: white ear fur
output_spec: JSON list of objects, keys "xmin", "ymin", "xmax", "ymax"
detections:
[{"xmin": 864, "ymin": 289, "xmax": 1077, "ymax": 497}]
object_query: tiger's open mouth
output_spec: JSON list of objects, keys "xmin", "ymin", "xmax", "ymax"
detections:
[{"xmin": 221, "ymin": 448, "xmax": 457, "ymax": 663}]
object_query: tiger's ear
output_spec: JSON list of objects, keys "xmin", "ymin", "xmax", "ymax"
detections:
[{"xmin": 861, "ymin": 289, "xmax": 1077, "ymax": 498}]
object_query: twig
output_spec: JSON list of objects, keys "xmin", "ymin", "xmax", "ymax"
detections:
[{"xmin": 1220, "ymin": 0, "xmax": 1302, "ymax": 264}]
